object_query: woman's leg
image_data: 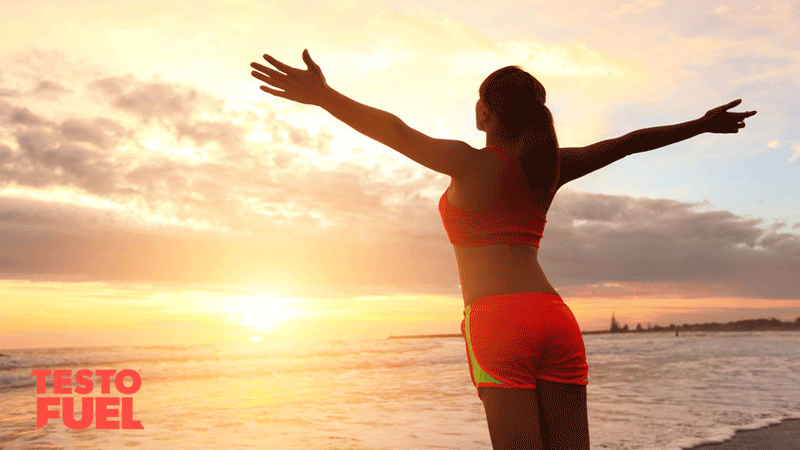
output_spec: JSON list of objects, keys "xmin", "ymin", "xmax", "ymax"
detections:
[
  {"xmin": 535, "ymin": 379, "xmax": 589, "ymax": 450},
  {"xmin": 479, "ymin": 382, "xmax": 588, "ymax": 450},
  {"xmin": 479, "ymin": 386, "xmax": 543, "ymax": 450}
]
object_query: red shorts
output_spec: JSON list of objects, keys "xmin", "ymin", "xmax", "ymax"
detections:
[{"xmin": 461, "ymin": 293, "xmax": 588, "ymax": 397}]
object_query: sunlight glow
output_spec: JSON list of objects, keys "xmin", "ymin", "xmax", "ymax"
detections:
[
  {"xmin": 234, "ymin": 295, "xmax": 303, "ymax": 332},
  {"xmin": 245, "ymin": 129, "xmax": 271, "ymax": 142},
  {"xmin": 140, "ymin": 135, "xmax": 209, "ymax": 161}
]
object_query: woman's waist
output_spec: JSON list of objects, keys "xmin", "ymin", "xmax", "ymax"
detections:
[
  {"xmin": 462, "ymin": 284, "xmax": 559, "ymax": 306},
  {"xmin": 465, "ymin": 290, "xmax": 563, "ymax": 308},
  {"xmin": 453, "ymin": 243, "xmax": 557, "ymax": 305},
  {"xmin": 459, "ymin": 267, "xmax": 559, "ymax": 306}
]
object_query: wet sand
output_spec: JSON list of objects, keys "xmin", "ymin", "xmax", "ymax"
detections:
[{"xmin": 686, "ymin": 418, "xmax": 800, "ymax": 449}]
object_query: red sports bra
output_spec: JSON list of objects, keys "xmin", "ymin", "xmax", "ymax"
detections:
[{"xmin": 438, "ymin": 145, "xmax": 547, "ymax": 247}]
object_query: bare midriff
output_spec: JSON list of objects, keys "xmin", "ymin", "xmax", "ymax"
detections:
[
  {"xmin": 454, "ymin": 244, "xmax": 559, "ymax": 306},
  {"xmin": 447, "ymin": 149, "xmax": 559, "ymax": 306}
]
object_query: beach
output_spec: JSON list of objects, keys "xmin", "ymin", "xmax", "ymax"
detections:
[{"xmin": 686, "ymin": 418, "xmax": 800, "ymax": 449}]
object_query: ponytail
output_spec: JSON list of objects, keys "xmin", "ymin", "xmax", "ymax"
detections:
[
  {"xmin": 518, "ymin": 103, "xmax": 559, "ymax": 192},
  {"xmin": 480, "ymin": 66, "xmax": 559, "ymax": 194}
]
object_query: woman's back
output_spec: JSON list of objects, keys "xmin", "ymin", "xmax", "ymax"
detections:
[{"xmin": 443, "ymin": 145, "xmax": 559, "ymax": 306}]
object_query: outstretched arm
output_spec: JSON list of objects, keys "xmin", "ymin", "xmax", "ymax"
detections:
[
  {"xmin": 557, "ymin": 100, "xmax": 757, "ymax": 188},
  {"xmin": 250, "ymin": 50, "xmax": 479, "ymax": 178}
]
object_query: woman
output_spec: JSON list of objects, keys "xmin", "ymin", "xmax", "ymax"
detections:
[{"xmin": 250, "ymin": 49, "xmax": 756, "ymax": 450}]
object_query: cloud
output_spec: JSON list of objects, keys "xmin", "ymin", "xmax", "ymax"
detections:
[
  {"xmin": 2, "ymin": 103, "xmax": 50, "ymax": 126},
  {"xmin": 59, "ymin": 117, "xmax": 129, "ymax": 149},
  {"xmin": 3, "ymin": 174, "xmax": 799, "ymax": 301},
  {"xmin": 0, "ymin": 62, "xmax": 353, "ymax": 222},
  {"xmin": 32, "ymin": 80, "xmax": 70, "ymax": 99},
  {"xmin": 89, "ymin": 75, "xmax": 224, "ymax": 124},
  {"xmin": 0, "ymin": 144, "xmax": 12, "ymax": 163},
  {"xmin": 4, "ymin": 120, "xmax": 124, "ymax": 194},
  {"xmin": 0, "ymin": 61, "xmax": 455, "ymax": 296},
  {"xmin": 790, "ymin": 143, "xmax": 800, "ymax": 162},
  {"xmin": 607, "ymin": 0, "xmax": 663, "ymax": 18},
  {"xmin": 542, "ymin": 190, "xmax": 800, "ymax": 299}
]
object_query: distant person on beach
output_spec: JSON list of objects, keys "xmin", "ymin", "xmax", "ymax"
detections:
[{"xmin": 250, "ymin": 49, "xmax": 756, "ymax": 450}]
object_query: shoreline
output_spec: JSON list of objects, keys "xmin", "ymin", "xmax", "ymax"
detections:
[
  {"xmin": 387, "ymin": 329, "xmax": 800, "ymax": 339},
  {"xmin": 682, "ymin": 418, "xmax": 800, "ymax": 449}
]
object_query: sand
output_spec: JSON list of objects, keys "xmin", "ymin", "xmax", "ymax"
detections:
[{"xmin": 685, "ymin": 419, "xmax": 800, "ymax": 450}]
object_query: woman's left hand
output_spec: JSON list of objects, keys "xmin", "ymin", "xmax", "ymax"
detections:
[
  {"xmin": 250, "ymin": 49, "xmax": 329, "ymax": 106},
  {"xmin": 699, "ymin": 99, "xmax": 757, "ymax": 134}
]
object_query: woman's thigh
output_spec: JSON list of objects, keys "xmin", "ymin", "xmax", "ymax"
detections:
[
  {"xmin": 479, "ymin": 381, "xmax": 588, "ymax": 450},
  {"xmin": 479, "ymin": 386, "xmax": 543, "ymax": 450},
  {"xmin": 536, "ymin": 379, "xmax": 589, "ymax": 450}
]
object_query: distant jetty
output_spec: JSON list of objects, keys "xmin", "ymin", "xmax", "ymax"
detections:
[
  {"xmin": 388, "ymin": 334, "xmax": 462, "ymax": 340},
  {"xmin": 388, "ymin": 317, "xmax": 800, "ymax": 339}
]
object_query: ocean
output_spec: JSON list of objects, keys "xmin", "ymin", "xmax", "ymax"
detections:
[{"xmin": 1, "ymin": 331, "xmax": 799, "ymax": 449}]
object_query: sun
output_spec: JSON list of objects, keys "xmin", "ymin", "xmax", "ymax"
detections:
[{"xmin": 234, "ymin": 295, "xmax": 301, "ymax": 332}]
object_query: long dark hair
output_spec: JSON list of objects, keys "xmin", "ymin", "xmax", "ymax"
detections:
[{"xmin": 479, "ymin": 66, "xmax": 559, "ymax": 192}]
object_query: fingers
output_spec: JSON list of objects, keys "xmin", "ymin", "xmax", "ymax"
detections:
[
  {"xmin": 250, "ymin": 63, "xmax": 286, "ymax": 82},
  {"xmin": 250, "ymin": 59, "xmax": 296, "ymax": 93},
  {"xmin": 710, "ymin": 99, "xmax": 756, "ymax": 126},
  {"xmin": 259, "ymin": 85, "xmax": 288, "ymax": 99},
  {"xmin": 250, "ymin": 70, "xmax": 290, "ymax": 91},
  {"xmin": 730, "ymin": 111, "xmax": 756, "ymax": 120},
  {"xmin": 724, "ymin": 99, "xmax": 743, "ymax": 110},
  {"xmin": 250, "ymin": 62, "xmax": 283, "ymax": 77},
  {"xmin": 302, "ymin": 49, "xmax": 320, "ymax": 73},
  {"xmin": 721, "ymin": 99, "xmax": 757, "ymax": 117},
  {"xmin": 262, "ymin": 53, "xmax": 298, "ymax": 74},
  {"xmin": 703, "ymin": 99, "xmax": 755, "ymax": 134}
]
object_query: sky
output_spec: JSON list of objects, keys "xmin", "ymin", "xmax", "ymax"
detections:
[{"xmin": 1, "ymin": 0, "xmax": 799, "ymax": 349}]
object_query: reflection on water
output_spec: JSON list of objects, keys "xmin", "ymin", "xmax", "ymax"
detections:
[{"xmin": 1, "ymin": 332, "xmax": 799, "ymax": 449}]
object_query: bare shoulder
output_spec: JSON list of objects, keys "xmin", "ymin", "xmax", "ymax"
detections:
[
  {"xmin": 389, "ymin": 122, "xmax": 486, "ymax": 178},
  {"xmin": 438, "ymin": 140, "xmax": 488, "ymax": 181}
]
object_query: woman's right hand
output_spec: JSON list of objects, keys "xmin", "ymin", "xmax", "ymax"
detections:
[
  {"xmin": 250, "ymin": 49, "xmax": 330, "ymax": 106},
  {"xmin": 700, "ymin": 99, "xmax": 757, "ymax": 134}
]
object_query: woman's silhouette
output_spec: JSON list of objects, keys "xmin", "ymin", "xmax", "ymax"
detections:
[{"xmin": 250, "ymin": 49, "xmax": 756, "ymax": 450}]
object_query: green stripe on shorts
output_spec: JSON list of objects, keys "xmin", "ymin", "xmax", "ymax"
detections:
[{"xmin": 464, "ymin": 304, "xmax": 503, "ymax": 385}]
